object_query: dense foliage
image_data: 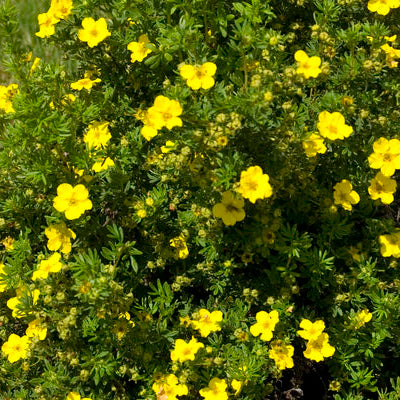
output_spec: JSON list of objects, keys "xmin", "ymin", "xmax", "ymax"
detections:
[{"xmin": 1, "ymin": 0, "xmax": 400, "ymax": 399}]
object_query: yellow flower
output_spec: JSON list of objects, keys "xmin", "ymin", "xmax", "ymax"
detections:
[
  {"xmin": 317, "ymin": 111, "xmax": 353, "ymax": 140},
  {"xmin": 302, "ymin": 133, "xmax": 327, "ymax": 157},
  {"xmin": 303, "ymin": 332, "xmax": 335, "ymax": 362},
  {"xmin": 45, "ymin": 222, "xmax": 76, "ymax": 254},
  {"xmin": 368, "ymin": 0, "xmax": 400, "ymax": 15},
  {"xmin": 354, "ymin": 309, "xmax": 372, "ymax": 329},
  {"xmin": 231, "ymin": 379, "xmax": 245, "ymax": 395},
  {"xmin": 1, "ymin": 236, "xmax": 15, "ymax": 251},
  {"xmin": 385, "ymin": 35, "xmax": 397, "ymax": 42},
  {"xmin": 29, "ymin": 57, "xmax": 41, "ymax": 76},
  {"xmin": 333, "ymin": 179, "xmax": 360, "ymax": 211},
  {"xmin": 70, "ymin": 77, "xmax": 101, "ymax": 90},
  {"xmin": 294, "ymin": 50, "xmax": 322, "ymax": 79},
  {"xmin": 32, "ymin": 252, "xmax": 63, "ymax": 281},
  {"xmin": 179, "ymin": 62, "xmax": 217, "ymax": 90},
  {"xmin": 250, "ymin": 310, "xmax": 279, "ymax": 341},
  {"xmin": 53, "ymin": 183, "xmax": 93, "ymax": 220},
  {"xmin": 179, "ymin": 315, "xmax": 192, "ymax": 327},
  {"xmin": 7, "ymin": 288, "xmax": 40, "ymax": 318},
  {"xmin": 297, "ymin": 319, "xmax": 325, "ymax": 341},
  {"xmin": 349, "ymin": 245, "xmax": 361, "ymax": 262},
  {"xmin": 1, "ymin": 334, "xmax": 30, "ymax": 363},
  {"xmin": 381, "ymin": 43, "xmax": 400, "ymax": 68},
  {"xmin": 83, "ymin": 121, "xmax": 111, "ymax": 149},
  {"xmin": 0, "ymin": 262, "xmax": 7, "ymax": 292},
  {"xmin": 26, "ymin": 319, "xmax": 47, "ymax": 340},
  {"xmin": 0, "ymin": 84, "xmax": 19, "ymax": 113},
  {"xmin": 212, "ymin": 191, "xmax": 245, "ymax": 226},
  {"xmin": 368, "ymin": 137, "xmax": 400, "ymax": 177},
  {"xmin": 92, "ymin": 157, "xmax": 115, "ymax": 172},
  {"xmin": 329, "ymin": 381, "xmax": 341, "ymax": 392},
  {"xmin": 237, "ymin": 166, "xmax": 273, "ymax": 204},
  {"xmin": 66, "ymin": 392, "xmax": 92, "ymax": 400},
  {"xmin": 49, "ymin": 0, "xmax": 73, "ymax": 20},
  {"xmin": 35, "ymin": 12, "xmax": 59, "ymax": 38},
  {"xmin": 191, "ymin": 309, "xmax": 223, "ymax": 337},
  {"xmin": 161, "ymin": 140, "xmax": 176, "ymax": 153},
  {"xmin": 127, "ymin": 34, "xmax": 153, "ymax": 63},
  {"xmin": 152, "ymin": 374, "xmax": 188, "ymax": 400},
  {"xmin": 118, "ymin": 311, "xmax": 135, "ymax": 327},
  {"xmin": 368, "ymin": 172, "xmax": 397, "ymax": 204},
  {"xmin": 78, "ymin": 17, "xmax": 111, "ymax": 47},
  {"xmin": 199, "ymin": 378, "xmax": 228, "ymax": 400},
  {"xmin": 62, "ymin": 93, "xmax": 76, "ymax": 104},
  {"xmin": 269, "ymin": 340, "xmax": 295, "ymax": 370},
  {"xmin": 137, "ymin": 209, "xmax": 147, "ymax": 218},
  {"xmin": 379, "ymin": 232, "xmax": 400, "ymax": 257},
  {"xmin": 170, "ymin": 233, "xmax": 189, "ymax": 259},
  {"xmin": 148, "ymin": 95, "xmax": 183, "ymax": 130},
  {"xmin": 170, "ymin": 336, "xmax": 204, "ymax": 362}
]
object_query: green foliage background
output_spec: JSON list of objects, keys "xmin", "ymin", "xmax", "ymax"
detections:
[{"xmin": 1, "ymin": 0, "xmax": 400, "ymax": 399}]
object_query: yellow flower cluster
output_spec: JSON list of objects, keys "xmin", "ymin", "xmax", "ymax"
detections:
[
  {"xmin": 36, "ymin": 0, "xmax": 72, "ymax": 38},
  {"xmin": 297, "ymin": 319, "xmax": 335, "ymax": 362},
  {"xmin": 368, "ymin": 138, "xmax": 399, "ymax": 206},
  {"xmin": 137, "ymin": 95, "xmax": 183, "ymax": 141},
  {"xmin": 81, "ymin": 121, "xmax": 115, "ymax": 172},
  {"xmin": 0, "ymin": 83, "xmax": 19, "ymax": 113}
]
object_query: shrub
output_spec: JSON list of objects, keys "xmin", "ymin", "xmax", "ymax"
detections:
[{"xmin": 1, "ymin": 0, "xmax": 400, "ymax": 399}]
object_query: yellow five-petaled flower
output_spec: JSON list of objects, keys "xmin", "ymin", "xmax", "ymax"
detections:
[
  {"xmin": 294, "ymin": 50, "xmax": 322, "ymax": 79},
  {"xmin": 78, "ymin": 17, "xmax": 111, "ymax": 47},
  {"xmin": 53, "ymin": 183, "xmax": 92, "ymax": 220},
  {"xmin": 179, "ymin": 62, "xmax": 217, "ymax": 90}
]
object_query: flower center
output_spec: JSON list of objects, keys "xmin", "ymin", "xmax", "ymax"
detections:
[
  {"xmin": 90, "ymin": 28, "xmax": 99, "ymax": 38},
  {"xmin": 225, "ymin": 203, "xmax": 239, "ymax": 213},
  {"xmin": 383, "ymin": 153, "xmax": 393, "ymax": 162}
]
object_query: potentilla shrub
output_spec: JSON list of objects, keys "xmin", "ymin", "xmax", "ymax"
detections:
[{"xmin": 1, "ymin": 0, "xmax": 400, "ymax": 399}]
